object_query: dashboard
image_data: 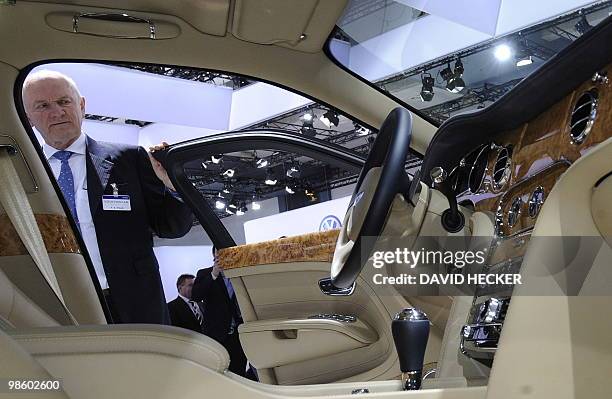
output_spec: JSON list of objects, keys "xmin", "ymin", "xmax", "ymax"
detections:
[
  {"xmin": 453, "ymin": 71, "xmax": 609, "ymax": 236},
  {"xmin": 451, "ymin": 65, "xmax": 611, "ymax": 362}
]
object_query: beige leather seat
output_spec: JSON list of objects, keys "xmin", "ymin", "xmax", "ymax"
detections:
[
  {"xmin": 0, "ymin": 268, "xmax": 60, "ymax": 329},
  {"xmin": 0, "ymin": 328, "xmax": 69, "ymax": 399},
  {"xmin": 485, "ymin": 137, "xmax": 612, "ymax": 399},
  {"xmin": 0, "ymin": 265, "xmax": 233, "ymax": 399}
]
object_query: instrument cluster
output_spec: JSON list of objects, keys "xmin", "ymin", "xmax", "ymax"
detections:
[{"xmin": 449, "ymin": 143, "xmax": 514, "ymax": 198}]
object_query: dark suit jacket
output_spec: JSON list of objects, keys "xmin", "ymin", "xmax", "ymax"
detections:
[
  {"xmin": 168, "ymin": 297, "xmax": 205, "ymax": 333},
  {"xmin": 85, "ymin": 136, "xmax": 193, "ymax": 324},
  {"xmin": 192, "ymin": 267, "xmax": 243, "ymax": 344}
]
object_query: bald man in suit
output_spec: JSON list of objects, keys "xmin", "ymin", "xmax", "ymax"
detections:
[{"xmin": 23, "ymin": 70, "xmax": 194, "ymax": 324}]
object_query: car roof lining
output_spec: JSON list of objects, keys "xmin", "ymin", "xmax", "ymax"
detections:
[
  {"xmin": 28, "ymin": 0, "xmax": 348, "ymax": 53},
  {"xmin": 7, "ymin": 1, "xmax": 435, "ymax": 155}
]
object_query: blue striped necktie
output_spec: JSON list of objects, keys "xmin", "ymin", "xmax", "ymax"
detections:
[
  {"xmin": 189, "ymin": 301, "xmax": 203, "ymax": 325},
  {"xmin": 53, "ymin": 150, "xmax": 79, "ymax": 223},
  {"xmin": 220, "ymin": 272, "xmax": 235, "ymax": 299}
]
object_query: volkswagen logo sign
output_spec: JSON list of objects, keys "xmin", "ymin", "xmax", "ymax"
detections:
[{"xmin": 319, "ymin": 215, "xmax": 342, "ymax": 231}]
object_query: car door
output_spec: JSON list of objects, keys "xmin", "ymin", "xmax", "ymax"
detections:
[{"xmin": 160, "ymin": 130, "xmax": 447, "ymax": 385}]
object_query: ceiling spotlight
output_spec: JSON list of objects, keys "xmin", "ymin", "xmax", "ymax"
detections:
[
  {"xmin": 211, "ymin": 154, "xmax": 223, "ymax": 164},
  {"xmin": 222, "ymin": 168, "xmax": 235, "ymax": 178},
  {"xmin": 228, "ymin": 201, "xmax": 238, "ymax": 210},
  {"xmin": 420, "ymin": 72, "xmax": 435, "ymax": 102},
  {"xmin": 285, "ymin": 184, "xmax": 296, "ymax": 194},
  {"xmin": 255, "ymin": 158, "xmax": 268, "ymax": 168},
  {"xmin": 516, "ymin": 55, "xmax": 533, "ymax": 67},
  {"xmin": 301, "ymin": 114, "xmax": 317, "ymax": 136},
  {"xmin": 494, "ymin": 44, "xmax": 512, "ymax": 61},
  {"xmin": 440, "ymin": 63, "xmax": 454, "ymax": 82},
  {"xmin": 305, "ymin": 188, "xmax": 318, "ymax": 202},
  {"xmin": 251, "ymin": 193, "xmax": 261, "ymax": 210},
  {"xmin": 265, "ymin": 169, "xmax": 277, "ymax": 185},
  {"xmin": 448, "ymin": 59, "xmax": 465, "ymax": 93},
  {"xmin": 302, "ymin": 112, "xmax": 314, "ymax": 122},
  {"xmin": 453, "ymin": 58, "xmax": 464, "ymax": 76},
  {"xmin": 320, "ymin": 110, "xmax": 339, "ymax": 128},
  {"xmin": 236, "ymin": 203, "xmax": 247, "ymax": 216},
  {"xmin": 448, "ymin": 77, "xmax": 465, "ymax": 93},
  {"xmin": 301, "ymin": 124, "xmax": 317, "ymax": 137},
  {"xmin": 215, "ymin": 198, "xmax": 226, "ymax": 210},
  {"xmin": 356, "ymin": 125, "xmax": 371, "ymax": 136},
  {"xmin": 286, "ymin": 163, "xmax": 301, "ymax": 178},
  {"xmin": 201, "ymin": 162, "xmax": 209, "ymax": 169},
  {"xmin": 575, "ymin": 15, "xmax": 592, "ymax": 35},
  {"xmin": 441, "ymin": 60, "xmax": 465, "ymax": 94}
]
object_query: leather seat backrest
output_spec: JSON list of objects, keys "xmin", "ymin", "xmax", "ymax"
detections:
[
  {"xmin": 0, "ymin": 327, "xmax": 69, "ymax": 398},
  {"xmin": 0, "ymin": 267, "xmax": 60, "ymax": 329}
]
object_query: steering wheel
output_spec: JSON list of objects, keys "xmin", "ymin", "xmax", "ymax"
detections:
[{"xmin": 331, "ymin": 107, "xmax": 413, "ymax": 288}]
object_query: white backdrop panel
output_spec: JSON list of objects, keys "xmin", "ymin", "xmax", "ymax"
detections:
[
  {"xmin": 244, "ymin": 196, "xmax": 351, "ymax": 243},
  {"xmin": 349, "ymin": 15, "xmax": 490, "ymax": 81},
  {"xmin": 229, "ymin": 82, "xmax": 312, "ymax": 130},
  {"xmin": 397, "ymin": 0, "xmax": 502, "ymax": 35},
  {"xmin": 83, "ymin": 120, "xmax": 140, "ymax": 146},
  {"xmin": 137, "ymin": 122, "xmax": 223, "ymax": 148},
  {"xmin": 155, "ymin": 245, "xmax": 213, "ymax": 302},
  {"xmin": 35, "ymin": 63, "xmax": 232, "ymax": 130},
  {"xmin": 496, "ymin": 0, "xmax": 597, "ymax": 36}
]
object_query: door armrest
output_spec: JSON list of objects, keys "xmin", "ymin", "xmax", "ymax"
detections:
[{"xmin": 238, "ymin": 317, "xmax": 377, "ymax": 368}]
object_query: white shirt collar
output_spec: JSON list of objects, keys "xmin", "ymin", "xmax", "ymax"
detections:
[{"xmin": 43, "ymin": 133, "xmax": 87, "ymax": 161}]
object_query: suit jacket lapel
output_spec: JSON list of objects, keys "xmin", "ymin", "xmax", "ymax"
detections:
[{"xmin": 85, "ymin": 136, "xmax": 115, "ymax": 215}]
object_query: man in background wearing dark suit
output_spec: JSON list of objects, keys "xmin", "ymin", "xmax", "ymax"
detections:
[
  {"xmin": 192, "ymin": 247, "xmax": 252, "ymax": 378},
  {"xmin": 23, "ymin": 70, "xmax": 194, "ymax": 325},
  {"xmin": 168, "ymin": 274, "xmax": 205, "ymax": 333}
]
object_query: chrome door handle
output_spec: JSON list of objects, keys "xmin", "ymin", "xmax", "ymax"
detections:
[{"xmin": 318, "ymin": 277, "xmax": 355, "ymax": 296}]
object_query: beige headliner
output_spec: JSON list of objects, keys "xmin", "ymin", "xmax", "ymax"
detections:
[{"xmin": 3, "ymin": 0, "xmax": 436, "ymax": 154}]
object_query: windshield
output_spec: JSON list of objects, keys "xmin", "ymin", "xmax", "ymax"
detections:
[{"xmin": 327, "ymin": 0, "xmax": 612, "ymax": 125}]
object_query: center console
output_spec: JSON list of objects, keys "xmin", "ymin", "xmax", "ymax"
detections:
[{"xmin": 460, "ymin": 233, "xmax": 529, "ymax": 362}]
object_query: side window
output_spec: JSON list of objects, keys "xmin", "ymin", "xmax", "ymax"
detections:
[
  {"xmin": 20, "ymin": 62, "xmax": 386, "ymax": 321},
  {"xmin": 185, "ymin": 148, "xmax": 360, "ymax": 244}
]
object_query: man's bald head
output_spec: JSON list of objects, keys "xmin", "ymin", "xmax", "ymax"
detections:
[
  {"xmin": 22, "ymin": 70, "xmax": 86, "ymax": 150},
  {"xmin": 23, "ymin": 70, "xmax": 81, "ymax": 104}
]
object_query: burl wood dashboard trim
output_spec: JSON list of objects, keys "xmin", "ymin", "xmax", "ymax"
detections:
[
  {"xmin": 0, "ymin": 214, "xmax": 80, "ymax": 256},
  {"xmin": 218, "ymin": 229, "xmax": 340, "ymax": 270},
  {"xmin": 462, "ymin": 63, "xmax": 612, "ymax": 236}
]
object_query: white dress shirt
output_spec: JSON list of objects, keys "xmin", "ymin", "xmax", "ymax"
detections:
[
  {"xmin": 43, "ymin": 133, "xmax": 109, "ymax": 289},
  {"xmin": 179, "ymin": 294, "xmax": 203, "ymax": 321}
]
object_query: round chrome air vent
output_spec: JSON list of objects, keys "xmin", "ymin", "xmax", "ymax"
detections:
[
  {"xmin": 569, "ymin": 89, "xmax": 598, "ymax": 144},
  {"xmin": 492, "ymin": 146, "xmax": 512, "ymax": 191},
  {"xmin": 507, "ymin": 197, "xmax": 522, "ymax": 228},
  {"xmin": 528, "ymin": 186, "xmax": 545, "ymax": 218},
  {"xmin": 468, "ymin": 145, "xmax": 489, "ymax": 193}
]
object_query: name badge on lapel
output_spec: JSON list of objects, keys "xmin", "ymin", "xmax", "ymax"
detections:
[{"xmin": 102, "ymin": 183, "xmax": 131, "ymax": 211}]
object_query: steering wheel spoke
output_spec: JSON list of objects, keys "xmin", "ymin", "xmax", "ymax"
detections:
[{"xmin": 331, "ymin": 108, "xmax": 413, "ymax": 288}]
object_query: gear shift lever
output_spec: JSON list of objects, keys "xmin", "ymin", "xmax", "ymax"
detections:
[{"xmin": 392, "ymin": 308, "xmax": 430, "ymax": 390}]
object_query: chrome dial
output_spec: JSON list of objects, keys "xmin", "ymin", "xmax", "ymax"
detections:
[
  {"xmin": 507, "ymin": 197, "xmax": 522, "ymax": 228},
  {"xmin": 528, "ymin": 186, "xmax": 545, "ymax": 218}
]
